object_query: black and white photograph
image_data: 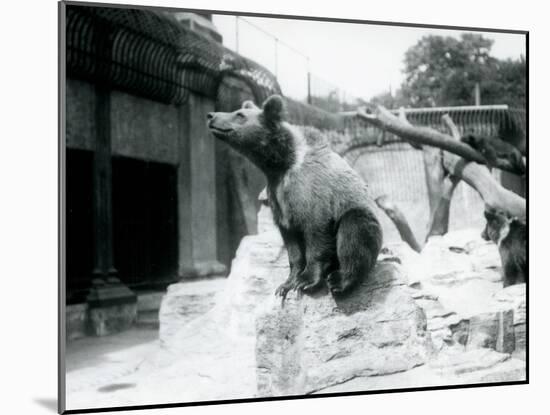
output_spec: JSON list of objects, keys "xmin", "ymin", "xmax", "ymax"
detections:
[{"xmin": 59, "ymin": 1, "xmax": 528, "ymax": 412}]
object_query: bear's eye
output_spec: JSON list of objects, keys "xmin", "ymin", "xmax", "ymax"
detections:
[{"xmin": 235, "ymin": 112, "xmax": 245, "ymax": 120}]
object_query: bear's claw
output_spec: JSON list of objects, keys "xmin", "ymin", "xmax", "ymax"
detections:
[{"xmin": 327, "ymin": 271, "xmax": 344, "ymax": 295}]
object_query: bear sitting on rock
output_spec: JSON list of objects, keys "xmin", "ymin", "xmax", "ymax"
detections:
[{"xmin": 207, "ymin": 95, "xmax": 382, "ymax": 300}]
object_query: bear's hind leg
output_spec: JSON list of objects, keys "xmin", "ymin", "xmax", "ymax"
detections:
[
  {"xmin": 295, "ymin": 230, "xmax": 336, "ymax": 294},
  {"xmin": 328, "ymin": 209, "xmax": 382, "ymax": 295}
]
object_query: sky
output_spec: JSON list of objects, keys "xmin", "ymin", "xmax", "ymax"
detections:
[{"xmin": 212, "ymin": 14, "xmax": 526, "ymax": 103}]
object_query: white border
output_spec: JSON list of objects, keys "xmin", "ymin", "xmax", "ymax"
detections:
[{"xmin": 1, "ymin": 0, "xmax": 546, "ymax": 414}]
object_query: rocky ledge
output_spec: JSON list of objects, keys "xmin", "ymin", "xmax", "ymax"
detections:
[
  {"xmin": 254, "ymin": 225, "xmax": 525, "ymax": 396},
  {"xmin": 66, "ymin": 203, "xmax": 526, "ymax": 409},
  {"xmin": 160, "ymin": 204, "xmax": 525, "ymax": 398}
]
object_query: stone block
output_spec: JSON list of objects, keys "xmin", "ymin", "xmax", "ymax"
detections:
[
  {"xmin": 66, "ymin": 303, "xmax": 89, "ymax": 341},
  {"xmin": 86, "ymin": 281, "xmax": 138, "ymax": 336},
  {"xmin": 88, "ymin": 303, "xmax": 137, "ymax": 337}
]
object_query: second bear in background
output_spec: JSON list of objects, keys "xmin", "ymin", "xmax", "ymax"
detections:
[{"xmin": 481, "ymin": 207, "xmax": 526, "ymax": 287}]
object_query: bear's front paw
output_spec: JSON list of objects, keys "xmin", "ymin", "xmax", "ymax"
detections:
[
  {"xmin": 275, "ymin": 283, "xmax": 290, "ymax": 298},
  {"xmin": 327, "ymin": 271, "xmax": 351, "ymax": 295},
  {"xmin": 295, "ymin": 277, "xmax": 324, "ymax": 294},
  {"xmin": 275, "ymin": 281, "xmax": 295, "ymax": 306}
]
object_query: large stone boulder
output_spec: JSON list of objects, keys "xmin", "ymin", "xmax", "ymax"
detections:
[{"xmin": 255, "ymin": 262, "xmax": 435, "ymax": 396}]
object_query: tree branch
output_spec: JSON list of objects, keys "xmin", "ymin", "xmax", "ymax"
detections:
[
  {"xmin": 375, "ymin": 195, "xmax": 423, "ymax": 253},
  {"xmin": 357, "ymin": 106, "xmax": 525, "ymax": 218},
  {"xmin": 356, "ymin": 106, "xmax": 523, "ymax": 175}
]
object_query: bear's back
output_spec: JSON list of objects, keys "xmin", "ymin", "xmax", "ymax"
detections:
[{"xmin": 271, "ymin": 143, "xmax": 376, "ymax": 231}]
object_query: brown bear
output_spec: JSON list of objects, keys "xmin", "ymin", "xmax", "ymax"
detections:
[
  {"xmin": 481, "ymin": 207, "xmax": 526, "ymax": 287},
  {"xmin": 207, "ymin": 95, "xmax": 383, "ymax": 300},
  {"xmin": 461, "ymin": 134, "xmax": 525, "ymax": 174}
]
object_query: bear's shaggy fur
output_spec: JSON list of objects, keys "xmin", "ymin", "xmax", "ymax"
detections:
[
  {"xmin": 481, "ymin": 207, "xmax": 526, "ymax": 287},
  {"xmin": 207, "ymin": 95, "xmax": 383, "ymax": 299}
]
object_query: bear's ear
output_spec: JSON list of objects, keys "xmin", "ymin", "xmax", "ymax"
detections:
[
  {"xmin": 242, "ymin": 100, "xmax": 258, "ymax": 110},
  {"xmin": 262, "ymin": 95, "xmax": 285, "ymax": 124},
  {"xmin": 484, "ymin": 206, "xmax": 497, "ymax": 220}
]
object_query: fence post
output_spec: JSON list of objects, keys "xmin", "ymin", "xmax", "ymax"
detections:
[
  {"xmin": 274, "ymin": 38, "xmax": 279, "ymax": 79},
  {"xmin": 235, "ymin": 16, "xmax": 239, "ymax": 53},
  {"xmin": 474, "ymin": 82, "xmax": 481, "ymax": 106},
  {"xmin": 307, "ymin": 71, "xmax": 312, "ymax": 105}
]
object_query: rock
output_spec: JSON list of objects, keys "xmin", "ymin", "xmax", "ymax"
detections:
[
  {"xmin": 219, "ymin": 229, "xmax": 287, "ymax": 338},
  {"xmin": 429, "ymin": 347, "xmax": 525, "ymax": 383},
  {"xmin": 255, "ymin": 262, "xmax": 435, "ymax": 396},
  {"xmin": 451, "ymin": 284, "xmax": 526, "ymax": 358},
  {"xmin": 159, "ymin": 278, "xmax": 227, "ymax": 347},
  {"xmin": 492, "ymin": 284, "xmax": 527, "ymax": 359},
  {"xmin": 467, "ymin": 310, "xmax": 515, "ymax": 353},
  {"xmin": 398, "ymin": 231, "xmax": 504, "ymax": 334},
  {"xmin": 411, "ymin": 292, "xmax": 459, "ymax": 351},
  {"xmin": 391, "ymin": 231, "xmax": 525, "ymax": 360},
  {"xmin": 465, "ymin": 239, "xmax": 502, "ymax": 272},
  {"xmin": 179, "ymin": 260, "xmax": 227, "ymax": 278},
  {"xmin": 430, "ymin": 347, "xmax": 509, "ymax": 376}
]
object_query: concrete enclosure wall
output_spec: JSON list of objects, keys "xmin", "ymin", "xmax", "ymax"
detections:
[
  {"xmin": 66, "ymin": 77, "xmax": 226, "ymax": 298},
  {"xmin": 351, "ymin": 143, "xmax": 486, "ymax": 244}
]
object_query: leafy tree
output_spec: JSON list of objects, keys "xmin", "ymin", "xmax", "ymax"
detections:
[
  {"xmin": 401, "ymin": 33, "xmax": 525, "ymax": 109},
  {"xmin": 480, "ymin": 57, "xmax": 526, "ymax": 109}
]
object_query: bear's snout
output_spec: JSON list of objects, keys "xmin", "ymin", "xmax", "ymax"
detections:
[{"xmin": 206, "ymin": 112, "xmax": 215, "ymax": 121}]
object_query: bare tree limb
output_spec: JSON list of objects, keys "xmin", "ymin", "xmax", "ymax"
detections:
[
  {"xmin": 422, "ymin": 146, "xmax": 445, "ymax": 214},
  {"xmin": 442, "ymin": 113, "xmax": 461, "ymax": 140},
  {"xmin": 398, "ymin": 107, "xmax": 422, "ymax": 150},
  {"xmin": 425, "ymin": 174, "xmax": 461, "ymax": 239},
  {"xmin": 439, "ymin": 115, "xmax": 525, "ymax": 218},
  {"xmin": 422, "ymin": 114, "xmax": 461, "ymax": 239},
  {"xmin": 356, "ymin": 106, "xmax": 525, "ymax": 218},
  {"xmin": 442, "ymin": 157, "xmax": 526, "ymax": 218},
  {"xmin": 356, "ymin": 106, "xmax": 523, "ymax": 175},
  {"xmin": 375, "ymin": 195, "xmax": 423, "ymax": 253}
]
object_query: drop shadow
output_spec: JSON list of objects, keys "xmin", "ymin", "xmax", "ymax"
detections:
[
  {"xmin": 34, "ymin": 398, "xmax": 57, "ymax": 413},
  {"xmin": 331, "ymin": 262, "xmax": 398, "ymax": 315}
]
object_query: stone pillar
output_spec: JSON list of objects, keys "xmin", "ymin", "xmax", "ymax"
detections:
[
  {"xmin": 91, "ymin": 86, "xmax": 116, "ymax": 279},
  {"xmin": 177, "ymin": 93, "xmax": 226, "ymax": 279},
  {"xmin": 86, "ymin": 85, "xmax": 137, "ymax": 336}
]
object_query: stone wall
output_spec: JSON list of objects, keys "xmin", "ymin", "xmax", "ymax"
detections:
[{"xmin": 67, "ymin": 79, "xmax": 179, "ymax": 164}]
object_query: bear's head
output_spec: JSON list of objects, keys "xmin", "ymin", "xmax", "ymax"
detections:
[
  {"xmin": 481, "ymin": 207, "xmax": 511, "ymax": 243},
  {"xmin": 461, "ymin": 134, "xmax": 483, "ymax": 148},
  {"xmin": 207, "ymin": 95, "xmax": 298, "ymax": 176}
]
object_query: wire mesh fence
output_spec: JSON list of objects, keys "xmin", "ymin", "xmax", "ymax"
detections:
[
  {"xmin": 214, "ymin": 15, "xmax": 357, "ymax": 110},
  {"xmin": 351, "ymin": 142, "xmax": 486, "ymax": 243}
]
